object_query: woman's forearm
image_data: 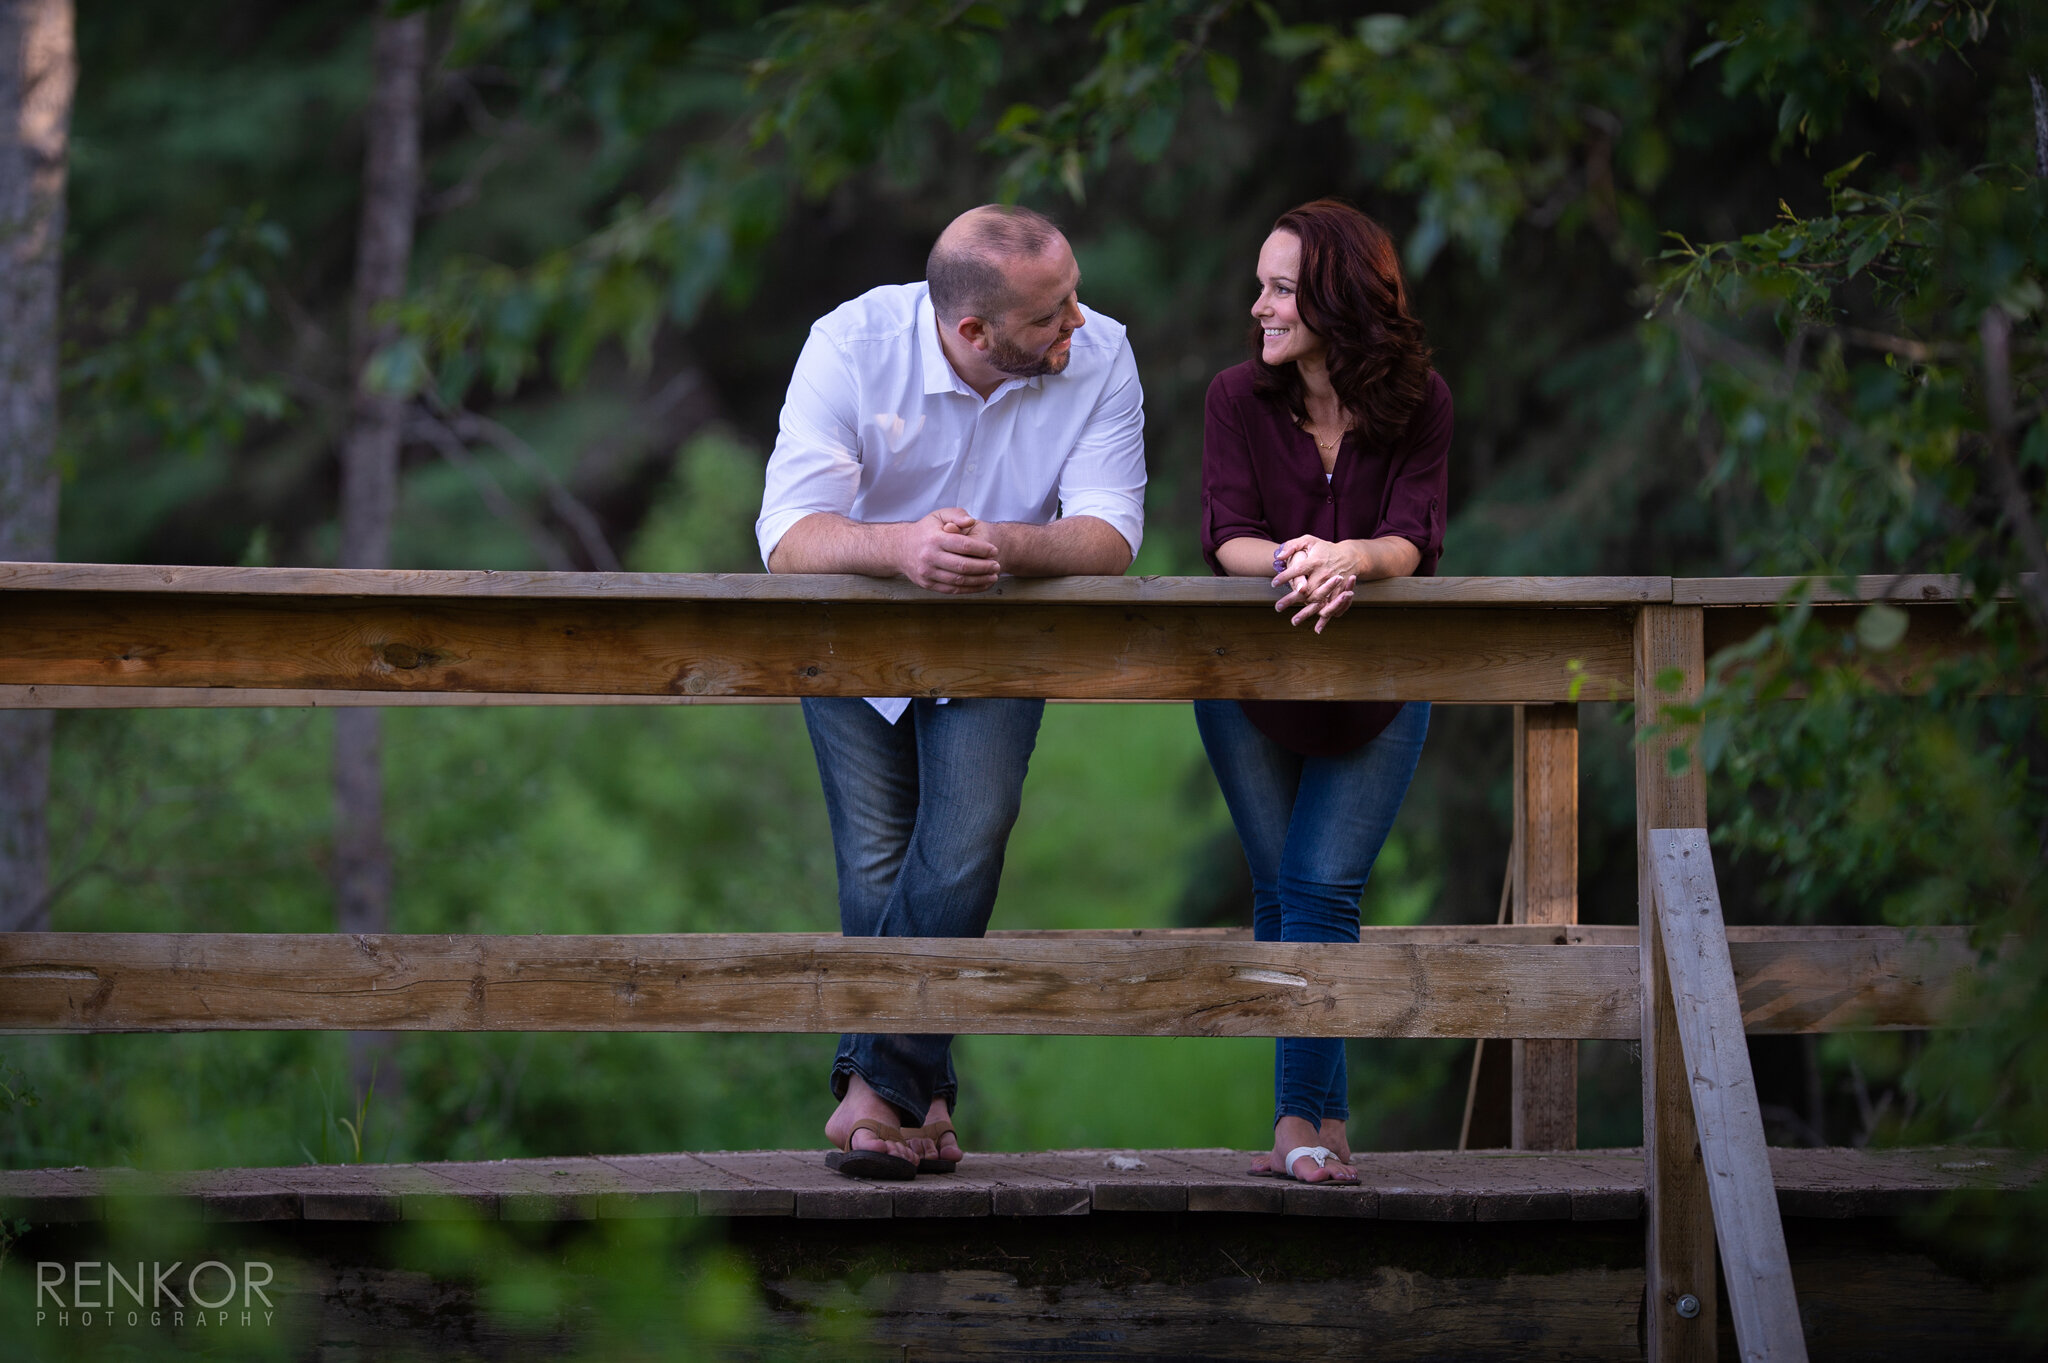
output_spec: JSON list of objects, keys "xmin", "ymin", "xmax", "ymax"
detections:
[
  {"xmin": 1215, "ymin": 536, "xmax": 1283, "ymax": 577},
  {"xmin": 1340, "ymin": 535, "xmax": 1421, "ymax": 581}
]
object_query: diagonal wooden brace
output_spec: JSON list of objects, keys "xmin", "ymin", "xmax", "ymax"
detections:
[{"xmin": 1651, "ymin": 828, "xmax": 1810, "ymax": 1363}]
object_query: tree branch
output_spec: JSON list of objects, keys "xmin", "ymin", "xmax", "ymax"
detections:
[
  {"xmin": 2031, "ymin": 73, "xmax": 2048, "ymax": 179},
  {"xmin": 406, "ymin": 408, "xmax": 579, "ymax": 571},
  {"xmin": 1977, "ymin": 306, "xmax": 2048, "ymax": 627},
  {"xmin": 442, "ymin": 407, "xmax": 622, "ymax": 571}
]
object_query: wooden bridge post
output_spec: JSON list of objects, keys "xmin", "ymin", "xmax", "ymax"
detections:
[
  {"xmin": 1511, "ymin": 703, "xmax": 1578, "ymax": 1150},
  {"xmin": 1635, "ymin": 605, "xmax": 1716, "ymax": 1360}
]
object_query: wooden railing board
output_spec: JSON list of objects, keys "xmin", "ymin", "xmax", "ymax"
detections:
[
  {"xmin": 0, "ymin": 930, "xmax": 1980, "ymax": 1038},
  {"xmin": 0, "ymin": 934, "xmax": 1641, "ymax": 1038},
  {"xmin": 0, "ymin": 562, "xmax": 1675, "ymax": 606},
  {"xmin": 0, "ymin": 593, "xmax": 1637, "ymax": 703},
  {"xmin": 1702, "ymin": 604, "xmax": 1990, "ymax": 696},
  {"xmin": 0, "ymin": 685, "xmax": 806, "ymax": 708},
  {"xmin": 1653, "ymin": 829, "xmax": 1810, "ymax": 1362},
  {"xmin": 1672, "ymin": 574, "xmax": 2011, "ymax": 607}
]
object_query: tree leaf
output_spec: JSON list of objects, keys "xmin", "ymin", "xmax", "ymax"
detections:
[
  {"xmin": 1856, "ymin": 603, "xmax": 1909, "ymax": 652},
  {"xmin": 1203, "ymin": 50, "xmax": 1240, "ymax": 112}
]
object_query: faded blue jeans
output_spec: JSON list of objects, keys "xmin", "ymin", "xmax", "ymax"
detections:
[
  {"xmin": 803, "ymin": 697, "xmax": 1045, "ymax": 1125},
  {"xmin": 1194, "ymin": 700, "xmax": 1430, "ymax": 1131}
]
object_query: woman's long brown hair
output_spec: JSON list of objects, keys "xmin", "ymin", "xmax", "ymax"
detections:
[{"xmin": 1250, "ymin": 199, "xmax": 1434, "ymax": 441}]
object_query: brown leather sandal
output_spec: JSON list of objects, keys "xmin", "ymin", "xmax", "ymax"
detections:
[
  {"xmin": 905, "ymin": 1119, "xmax": 959, "ymax": 1174},
  {"xmin": 825, "ymin": 1117, "xmax": 918, "ymax": 1181}
]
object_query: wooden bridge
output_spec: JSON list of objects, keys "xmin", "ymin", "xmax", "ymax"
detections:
[{"xmin": 0, "ymin": 563, "xmax": 2034, "ymax": 1360}]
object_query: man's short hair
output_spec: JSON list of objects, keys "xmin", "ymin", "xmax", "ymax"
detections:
[{"xmin": 926, "ymin": 205, "xmax": 1063, "ymax": 324}]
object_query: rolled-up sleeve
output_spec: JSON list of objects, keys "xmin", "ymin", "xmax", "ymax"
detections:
[
  {"xmin": 1200, "ymin": 373, "xmax": 1271, "ymax": 573},
  {"xmin": 1374, "ymin": 373, "xmax": 1453, "ymax": 573},
  {"xmin": 756, "ymin": 327, "xmax": 865, "ymax": 566},
  {"xmin": 1054, "ymin": 339, "xmax": 1147, "ymax": 559}
]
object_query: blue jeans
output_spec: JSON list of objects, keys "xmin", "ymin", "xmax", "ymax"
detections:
[
  {"xmin": 803, "ymin": 697, "xmax": 1045, "ymax": 1125},
  {"xmin": 1194, "ymin": 699, "xmax": 1430, "ymax": 1130}
]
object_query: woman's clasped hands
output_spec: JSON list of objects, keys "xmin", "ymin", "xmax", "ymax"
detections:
[{"xmin": 1270, "ymin": 534, "xmax": 1358, "ymax": 633}]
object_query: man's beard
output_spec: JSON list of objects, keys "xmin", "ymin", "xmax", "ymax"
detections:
[{"xmin": 986, "ymin": 323, "xmax": 1072, "ymax": 379}]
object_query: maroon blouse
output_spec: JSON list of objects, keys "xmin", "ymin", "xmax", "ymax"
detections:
[{"xmin": 1200, "ymin": 362, "xmax": 1454, "ymax": 756}]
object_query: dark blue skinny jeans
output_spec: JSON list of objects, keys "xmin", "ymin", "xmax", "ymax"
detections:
[
  {"xmin": 1194, "ymin": 699, "xmax": 1431, "ymax": 1131},
  {"xmin": 802, "ymin": 696, "xmax": 1045, "ymax": 1126}
]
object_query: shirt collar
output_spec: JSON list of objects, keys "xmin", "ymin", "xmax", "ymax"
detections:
[
  {"xmin": 917, "ymin": 290, "xmax": 969, "ymax": 398},
  {"xmin": 918, "ymin": 288, "xmax": 1046, "ymax": 402}
]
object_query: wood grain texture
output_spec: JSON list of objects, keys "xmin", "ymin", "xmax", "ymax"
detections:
[
  {"xmin": 6, "ymin": 1146, "xmax": 2038, "ymax": 1226},
  {"xmin": 0, "ymin": 933, "xmax": 1642, "ymax": 1038},
  {"xmin": 0, "ymin": 684, "xmax": 802, "ymax": 707},
  {"xmin": 0, "ymin": 560, "xmax": 1674, "ymax": 605},
  {"xmin": 1703, "ymin": 604, "xmax": 1992, "ymax": 695},
  {"xmin": 0, "ymin": 930, "xmax": 1982, "ymax": 1037},
  {"xmin": 1653, "ymin": 829, "xmax": 1810, "ymax": 1363},
  {"xmin": 0, "ymin": 591, "xmax": 1636, "ymax": 702},
  {"xmin": 1672, "ymin": 574, "xmax": 2020, "ymax": 606},
  {"xmin": 1636, "ymin": 603, "xmax": 1718, "ymax": 1361},
  {"xmin": 1514, "ymin": 703, "xmax": 1580, "ymax": 1151}
]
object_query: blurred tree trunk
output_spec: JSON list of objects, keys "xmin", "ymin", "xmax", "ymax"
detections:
[
  {"xmin": 336, "ymin": 4, "xmax": 425, "ymax": 1102},
  {"xmin": 0, "ymin": 0, "xmax": 73, "ymax": 934}
]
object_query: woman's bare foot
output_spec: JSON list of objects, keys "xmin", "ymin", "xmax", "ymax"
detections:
[
  {"xmin": 1264, "ymin": 1115, "xmax": 1358, "ymax": 1184},
  {"xmin": 1249, "ymin": 1117, "xmax": 1352, "ymax": 1174},
  {"xmin": 823, "ymin": 1074, "xmax": 917, "ymax": 1164}
]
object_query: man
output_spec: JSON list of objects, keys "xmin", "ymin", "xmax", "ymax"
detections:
[{"xmin": 756, "ymin": 204, "xmax": 1147, "ymax": 1177}]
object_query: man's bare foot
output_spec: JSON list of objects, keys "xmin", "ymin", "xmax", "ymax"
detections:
[
  {"xmin": 1253, "ymin": 1116, "xmax": 1357, "ymax": 1182},
  {"xmin": 1249, "ymin": 1117, "xmax": 1352, "ymax": 1173},
  {"xmin": 824, "ymin": 1074, "xmax": 916, "ymax": 1164},
  {"xmin": 914, "ymin": 1097, "xmax": 966, "ymax": 1165}
]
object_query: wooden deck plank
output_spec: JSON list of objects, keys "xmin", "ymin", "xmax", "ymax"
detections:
[
  {"xmin": 691, "ymin": 1150, "xmax": 890, "ymax": 1219},
  {"xmin": 4, "ymin": 1147, "xmax": 2034, "ymax": 1225},
  {"xmin": 409, "ymin": 1155, "xmax": 645, "ymax": 1221},
  {"xmin": 597, "ymin": 1151, "xmax": 784, "ymax": 1217},
  {"xmin": 1654, "ymin": 829, "xmax": 1809, "ymax": 1361},
  {"xmin": 1134, "ymin": 1148, "xmax": 1287, "ymax": 1215},
  {"xmin": 943, "ymin": 1152, "xmax": 1094, "ymax": 1217}
]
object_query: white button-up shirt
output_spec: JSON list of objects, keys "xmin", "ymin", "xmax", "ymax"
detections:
[{"xmin": 756, "ymin": 281, "xmax": 1148, "ymax": 722}]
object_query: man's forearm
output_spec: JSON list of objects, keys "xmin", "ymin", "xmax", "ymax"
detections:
[
  {"xmin": 767, "ymin": 513, "xmax": 905, "ymax": 575},
  {"xmin": 981, "ymin": 515, "xmax": 1133, "ymax": 576}
]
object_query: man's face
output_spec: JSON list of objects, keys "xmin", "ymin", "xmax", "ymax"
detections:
[{"xmin": 981, "ymin": 240, "xmax": 1085, "ymax": 379}]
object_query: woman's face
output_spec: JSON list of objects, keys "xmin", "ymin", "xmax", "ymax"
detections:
[{"xmin": 1252, "ymin": 230, "xmax": 1325, "ymax": 369}]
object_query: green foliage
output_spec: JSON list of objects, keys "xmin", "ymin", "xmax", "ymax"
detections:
[
  {"xmin": 1283, "ymin": 2, "xmax": 1682, "ymax": 272},
  {"xmin": 987, "ymin": 0, "xmax": 1244, "ymax": 201},
  {"xmin": 1631, "ymin": 9, "xmax": 2048, "ymax": 1320},
  {"xmin": 62, "ymin": 210, "xmax": 292, "ymax": 461},
  {"xmin": 750, "ymin": 0, "xmax": 1007, "ymax": 192}
]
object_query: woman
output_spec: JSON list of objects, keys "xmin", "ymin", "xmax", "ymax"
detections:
[{"xmin": 1197, "ymin": 199, "xmax": 1451, "ymax": 1185}]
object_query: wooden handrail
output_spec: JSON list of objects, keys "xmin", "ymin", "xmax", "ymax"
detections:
[
  {"xmin": 0, "ymin": 562, "xmax": 1675, "ymax": 604},
  {"xmin": 0, "ymin": 926, "xmax": 1983, "ymax": 1038}
]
